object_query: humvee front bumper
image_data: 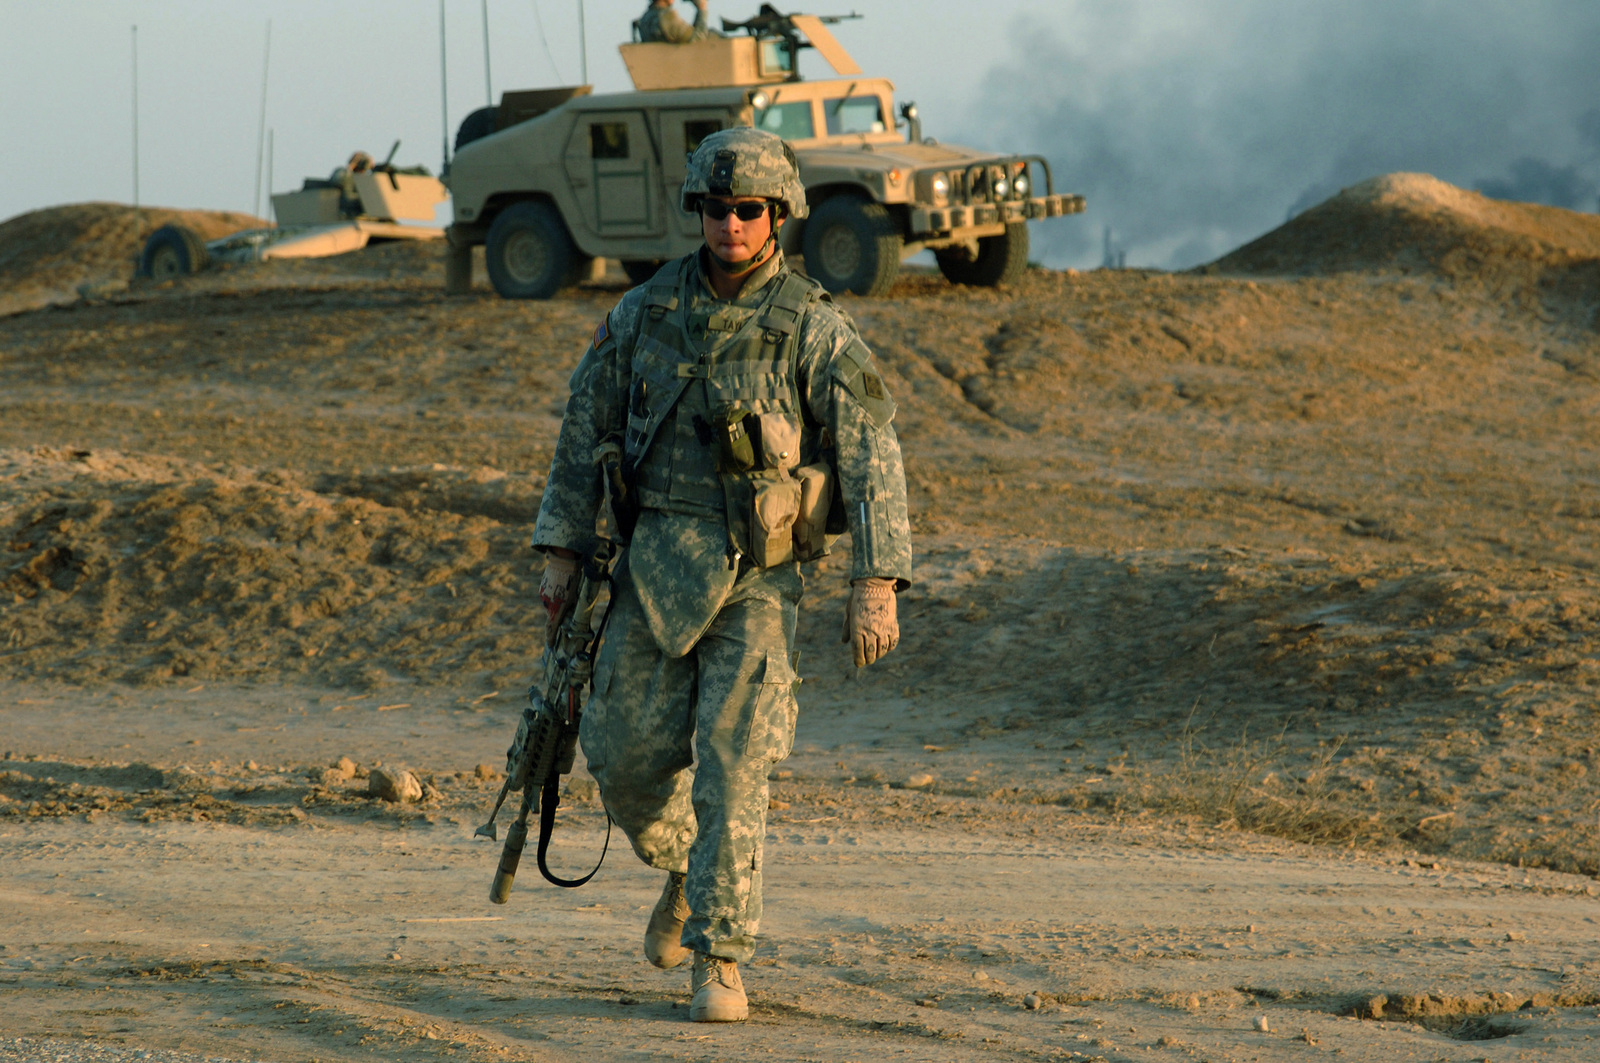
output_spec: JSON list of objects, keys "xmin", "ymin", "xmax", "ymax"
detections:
[{"xmin": 910, "ymin": 193, "xmax": 1086, "ymax": 236}]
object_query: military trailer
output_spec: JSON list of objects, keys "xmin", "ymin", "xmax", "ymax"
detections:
[
  {"xmin": 444, "ymin": 8, "xmax": 1084, "ymax": 299},
  {"xmin": 138, "ymin": 143, "xmax": 446, "ymax": 280}
]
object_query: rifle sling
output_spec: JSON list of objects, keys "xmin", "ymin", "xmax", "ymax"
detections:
[
  {"xmin": 536, "ymin": 770, "xmax": 611, "ymax": 888},
  {"xmin": 535, "ymin": 560, "xmax": 618, "ymax": 889}
]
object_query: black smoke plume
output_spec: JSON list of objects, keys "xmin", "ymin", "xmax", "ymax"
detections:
[{"xmin": 957, "ymin": 2, "xmax": 1600, "ymax": 270}]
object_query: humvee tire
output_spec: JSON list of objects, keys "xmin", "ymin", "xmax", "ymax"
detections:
[
  {"xmin": 139, "ymin": 224, "xmax": 210, "ymax": 280},
  {"xmin": 936, "ymin": 222, "xmax": 1029, "ymax": 288},
  {"xmin": 622, "ymin": 260, "xmax": 665, "ymax": 286},
  {"xmin": 485, "ymin": 201, "xmax": 579, "ymax": 300},
  {"xmin": 455, "ymin": 107, "xmax": 500, "ymax": 152},
  {"xmin": 801, "ymin": 195, "xmax": 901, "ymax": 297}
]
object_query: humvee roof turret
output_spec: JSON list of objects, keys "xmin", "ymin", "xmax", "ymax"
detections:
[{"xmin": 443, "ymin": 8, "xmax": 1084, "ymax": 299}]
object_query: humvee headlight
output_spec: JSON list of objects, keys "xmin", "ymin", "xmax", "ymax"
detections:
[
  {"xmin": 994, "ymin": 178, "xmax": 1009, "ymax": 198},
  {"xmin": 750, "ymin": 91, "xmax": 770, "ymax": 110},
  {"xmin": 931, "ymin": 174, "xmax": 949, "ymax": 202},
  {"xmin": 1015, "ymin": 174, "xmax": 1029, "ymax": 196}
]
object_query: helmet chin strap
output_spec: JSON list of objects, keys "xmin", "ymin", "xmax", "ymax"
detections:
[{"xmin": 709, "ymin": 232, "xmax": 778, "ymax": 275}]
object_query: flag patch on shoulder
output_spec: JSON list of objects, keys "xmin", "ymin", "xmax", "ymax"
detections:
[{"xmin": 593, "ymin": 315, "xmax": 611, "ymax": 348}]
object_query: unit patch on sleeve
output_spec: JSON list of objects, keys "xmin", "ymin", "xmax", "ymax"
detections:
[
  {"xmin": 832, "ymin": 339, "xmax": 896, "ymax": 429},
  {"xmin": 593, "ymin": 314, "xmax": 611, "ymax": 349}
]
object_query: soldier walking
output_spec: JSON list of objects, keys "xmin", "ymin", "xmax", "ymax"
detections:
[{"xmin": 532, "ymin": 127, "xmax": 911, "ymax": 1021}]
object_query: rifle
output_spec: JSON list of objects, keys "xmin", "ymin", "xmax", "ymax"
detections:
[{"xmin": 474, "ymin": 543, "xmax": 614, "ymax": 901}]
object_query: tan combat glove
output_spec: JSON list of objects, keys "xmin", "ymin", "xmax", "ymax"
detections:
[
  {"xmin": 539, "ymin": 553, "xmax": 581, "ymax": 645},
  {"xmin": 842, "ymin": 577, "xmax": 899, "ymax": 668}
]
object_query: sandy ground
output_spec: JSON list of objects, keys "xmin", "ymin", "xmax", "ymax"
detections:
[
  {"xmin": 3, "ymin": 174, "xmax": 1600, "ymax": 1060},
  {"xmin": 6, "ymin": 685, "xmax": 1600, "ymax": 1063}
]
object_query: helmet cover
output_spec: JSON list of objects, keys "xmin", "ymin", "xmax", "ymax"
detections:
[{"xmin": 680, "ymin": 126, "xmax": 808, "ymax": 219}]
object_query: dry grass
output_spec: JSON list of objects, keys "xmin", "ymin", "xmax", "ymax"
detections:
[{"xmin": 1130, "ymin": 705, "xmax": 1394, "ymax": 849}]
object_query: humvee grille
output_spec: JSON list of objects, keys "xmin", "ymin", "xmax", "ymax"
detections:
[{"xmin": 909, "ymin": 155, "xmax": 1085, "ymax": 236}]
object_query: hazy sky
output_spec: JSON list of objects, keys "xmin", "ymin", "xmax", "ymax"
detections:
[{"xmin": 3, "ymin": 0, "xmax": 1595, "ymax": 269}]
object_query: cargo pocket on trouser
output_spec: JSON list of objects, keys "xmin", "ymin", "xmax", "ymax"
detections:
[{"xmin": 743, "ymin": 650, "xmax": 799, "ymax": 762}]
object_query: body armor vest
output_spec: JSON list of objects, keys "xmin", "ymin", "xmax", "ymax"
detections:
[{"xmin": 623, "ymin": 258, "xmax": 820, "ymax": 525}]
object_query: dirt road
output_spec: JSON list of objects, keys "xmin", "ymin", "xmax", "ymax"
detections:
[{"xmin": 5, "ymin": 684, "xmax": 1600, "ymax": 1063}]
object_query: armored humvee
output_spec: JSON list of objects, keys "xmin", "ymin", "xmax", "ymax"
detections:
[{"xmin": 443, "ymin": 7, "xmax": 1084, "ymax": 299}]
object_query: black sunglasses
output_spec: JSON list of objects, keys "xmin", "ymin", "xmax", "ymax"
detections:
[{"xmin": 699, "ymin": 199, "xmax": 772, "ymax": 222}]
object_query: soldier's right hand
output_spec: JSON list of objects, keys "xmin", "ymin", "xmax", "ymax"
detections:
[{"xmin": 539, "ymin": 552, "xmax": 581, "ymax": 645}]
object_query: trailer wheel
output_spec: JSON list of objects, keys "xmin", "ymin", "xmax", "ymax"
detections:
[
  {"xmin": 485, "ymin": 201, "xmax": 576, "ymax": 300},
  {"xmin": 800, "ymin": 194, "xmax": 901, "ymax": 297},
  {"xmin": 139, "ymin": 224, "xmax": 209, "ymax": 280},
  {"xmin": 936, "ymin": 222, "xmax": 1029, "ymax": 288},
  {"xmin": 454, "ymin": 107, "xmax": 500, "ymax": 152}
]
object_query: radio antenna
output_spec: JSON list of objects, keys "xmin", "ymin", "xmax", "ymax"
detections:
[
  {"xmin": 440, "ymin": 0, "xmax": 451, "ymax": 172},
  {"xmin": 481, "ymin": 0, "xmax": 493, "ymax": 106},
  {"xmin": 253, "ymin": 20, "xmax": 272, "ymax": 217},
  {"xmin": 130, "ymin": 25, "xmax": 140, "ymax": 212}
]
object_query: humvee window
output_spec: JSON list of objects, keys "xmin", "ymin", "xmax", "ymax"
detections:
[
  {"xmin": 754, "ymin": 101, "xmax": 814, "ymax": 141},
  {"xmin": 826, "ymin": 96, "xmax": 885, "ymax": 136},
  {"xmin": 590, "ymin": 122, "xmax": 630, "ymax": 159},
  {"xmin": 684, "ymin": 119, "xmax": 724, "ymax": 154}
]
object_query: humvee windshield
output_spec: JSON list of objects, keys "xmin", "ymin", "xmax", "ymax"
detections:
[
  {"xmin": 755, "ymin": 101, "xmax": 815, "ymax": 140},
  {"xmin": 759, "ymin": 38, "xmax": 792, "ymax": 75},
  {"xmin": 825, "ymin": 96, "xmax": 885, "ymax": 136}
]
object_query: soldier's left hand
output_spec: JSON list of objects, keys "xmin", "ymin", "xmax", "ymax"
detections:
[
  {"xmin": 539, "ymin": 553, "xmax": 581, "ymax": 644},
  {"xmin": 842, "ymin": 577, "xmax": 899, "ymax": 668}
]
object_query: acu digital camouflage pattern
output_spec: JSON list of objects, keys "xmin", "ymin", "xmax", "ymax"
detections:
[
  {"xmin": 680, "ymin": 127, "xmax": 810, "ymax": 220},
  {"xmin": 532, "ymin": 244, "xmax": 911, "ymax": 961},
  {"xmin": 580, "ymin": 554, "xmax": 800, "ymax": 962},
  {"xmin": 636, "ymin": 2, "xmax": 714, "ymax": 43}
]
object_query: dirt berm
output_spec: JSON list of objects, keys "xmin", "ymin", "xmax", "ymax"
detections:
[{"xmin": 0, "ymin": 202, "xmax": 265, "ymax": 317}]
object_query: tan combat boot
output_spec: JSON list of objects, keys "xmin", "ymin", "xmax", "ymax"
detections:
[
  {"xmin": 644, "ymin": 871, "xmax": 691, "ymax": 969},
  {"xmin": 690, "ymin": 953, "xmax": 748, "ymax": 1022}
]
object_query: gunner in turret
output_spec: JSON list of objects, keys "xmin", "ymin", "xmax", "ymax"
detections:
[{"xmin": 637, "ymin": 0, "xmax": 718, "ymax": 43}]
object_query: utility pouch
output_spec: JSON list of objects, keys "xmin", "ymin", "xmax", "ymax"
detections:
[
  {"xmin": 714, "ymin": 407, "xmax": 757, "ymax": 473},
  {"xmin": 754, "ymin": 413, "xmax": 801, "ymax": 474},
  {"xmin": 750, "ymin": 474, "xmax": 802, "ymax": 568},
  {"xmin": 792, "ymin": 463, "xmax": 834, "ymax": 561}
]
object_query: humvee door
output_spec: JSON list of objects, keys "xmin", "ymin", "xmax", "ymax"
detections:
[
  {"xmin": 658, "ymin": 109, "xmax": 733, "ymax": 237},
  {"xmin": 563, "ymin": 111, "xmax": 662, "ymax": 239}
]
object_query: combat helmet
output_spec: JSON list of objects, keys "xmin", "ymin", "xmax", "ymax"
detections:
[{"xmin": 681, "ymin": 127, "xmax": 809, "ymax": 219}]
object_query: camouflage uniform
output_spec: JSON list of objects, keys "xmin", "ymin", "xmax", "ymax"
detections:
[
  {"xmin": 532, "ymin": 210, "xmax": 911, "ymax": 962},
  {"xmin": 637, "ymin": 2, "xmax": 713, "ymax": 43}
]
